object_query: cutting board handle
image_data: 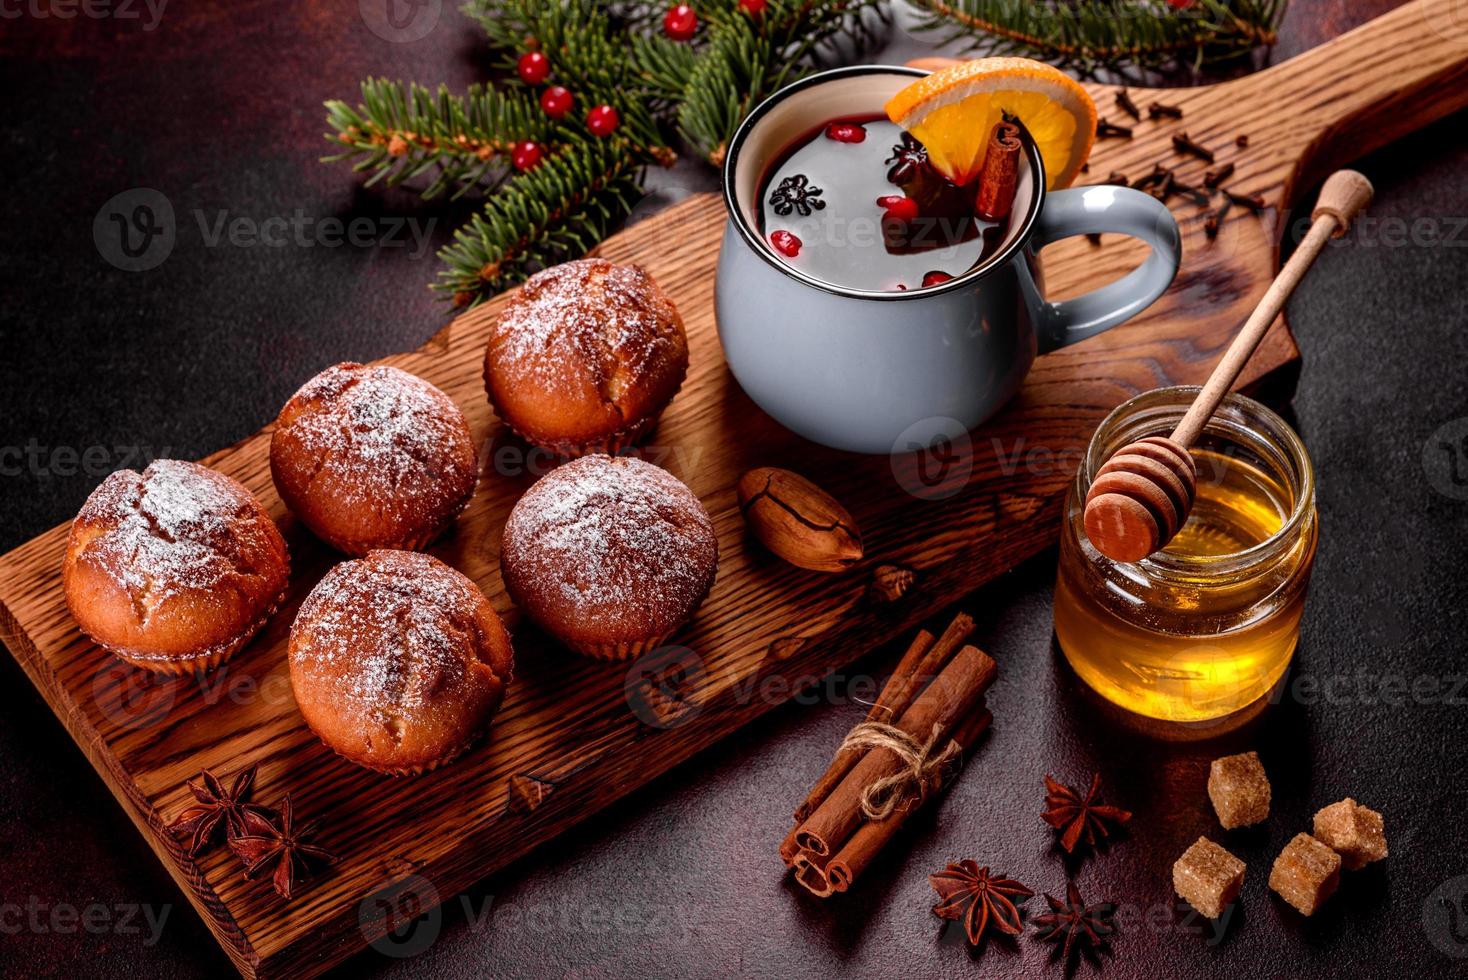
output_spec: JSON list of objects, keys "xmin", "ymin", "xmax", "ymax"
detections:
[{"xmin": 1224, "ymin": 0, "xmax": 1468, "ymax": 192}]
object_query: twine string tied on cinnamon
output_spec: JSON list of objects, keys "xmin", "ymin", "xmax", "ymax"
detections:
[{"xmin": 836, "ymin": 721, "xmax": 962, "ymax": 821}]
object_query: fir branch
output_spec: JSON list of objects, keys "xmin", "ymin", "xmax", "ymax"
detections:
[
  {"xmin": 675, "ymin": 0, "xmax": 890, "ymax": 164},
  {"xmin": 904, "ymin": 0, "xmax": 1287, "ymax": 76},
  {"xmin": 463, "ymin": 0, "xmax": 673, "ymax": 158},
  {"xmin": 434, "ymin": 136, "xmax": 646, "ymax": 305},
  {"xmin": 323, "ymin": 79, "xmax": 551, "ymax": 200}
]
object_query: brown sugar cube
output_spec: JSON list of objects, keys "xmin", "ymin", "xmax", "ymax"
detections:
[
  {"xmin": 1173, "ymin": 837, "xmax": 1246, "ymax": 919},
  {"xmin": 1208, "ymin": 751, "xmax": 1270, "ymax": 829},
  {"xmin": 1312, "ymin": 798, "xmax": 1388, "ymax": 870},
  {"xmin": 1269, "ymin": 833, "xmax": 1341, "ymax": 915}
]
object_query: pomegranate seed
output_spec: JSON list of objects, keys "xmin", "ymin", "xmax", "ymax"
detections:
[
  {"xmin": 769, "ymin": 230, "xmax": 801, "ymax": 257},
  {"xmin": 894, "ymin": 284, "xmax": 908, "ymax": 291},
  {"xmin": 516, "ymin": 51, "xmax": 550, "ymax": 85},
  {"xmin": 540, "ymin": 85, "xmax": 573, "ymax": 119},
  {"xmin": 922, "ymin": 271, "xmax": 954, "ymax": 287},
  {"xmin": 738, "ymin": 0, "xmax": 767, "ymax": 16},
  {"xmin": 882, "ymin": 197, "xmax": 919, "ymax": 222},
  {"xmin": 512, "ymin": 141, "xmax": 543, "ymax": 172},
  {"xmin": 586, "ymin": 104, "xmax": 620, "ymax": 137},
  {"xmin": 663, "ymin": 4, "xmax": 698, "ymax": 41},
  {"xmin": 824, "ymin": 122, "xmax": 867, "ymax": 144}
]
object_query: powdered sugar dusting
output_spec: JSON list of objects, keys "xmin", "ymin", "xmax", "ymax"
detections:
[
  {"xmin": 489, "ymin": 259, "xmax": 679, "ymax": 395},
  {"xmin": 501, "ymin": 455, "xmax": 717, "ymax": 633},
  {"xmin": 291, "ymin": 551, "xmax": 500, "ymax": 725},
  {"xmin": 281, "ymin": 363, "xmax": 475, "ymax": 510},
  {"xmin": 73, "ymin": 460, "xmax": 268, "ymax": 600}
]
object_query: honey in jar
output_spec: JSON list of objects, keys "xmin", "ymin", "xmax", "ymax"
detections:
[{"xmin": 1054, "ymin": 387, "xmax": 1317, "ymax": 724}]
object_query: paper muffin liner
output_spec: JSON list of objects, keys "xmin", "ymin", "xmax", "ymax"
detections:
[
  {"xmin": 314, "ymin": 497, "xmax": 473, "ymax": 556},
  {"xmin": 496, "ymin": 410, "xmax": 663, "ymax": 460},
  {"xmin": 564, "ymin": 632, "xmax": 677, "ymax": 661},
  {"xmin": 307, "ymin": 718, "xmax": 490, "ymax": 777},
  {"xmin": 558, "ymin": 567, "xmax": 716, "ymax": 661},
  {"xmin": 102, "ymin": 592, "xmax": 283, "ymax": 676}
]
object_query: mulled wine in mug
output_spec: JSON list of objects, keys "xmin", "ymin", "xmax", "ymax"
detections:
[{"xmin": 715, "ymin": 66, "xmax": 1182, "ymax": 455}]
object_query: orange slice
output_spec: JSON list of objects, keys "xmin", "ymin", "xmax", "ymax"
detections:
[{"xmin": 885, "ymin": 58, "xmax": 1096, "ymax": 190}]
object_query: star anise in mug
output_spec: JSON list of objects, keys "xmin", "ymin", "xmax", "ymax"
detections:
[
  {"xmin": 1042, "ymin": 773, "xmax": 1132, "ymax": 854},
  {"xmin": 229, "ymin": 795, "xmax": 335, "ymax": 900},
  {"xmin": 929, "ymin": 861, "xmax": 1033, "ymax": 947},
  {"xmin": 885, "ymin": 132, "xmax": 929, "ymax": 184},
  {"xmin": 167, "ymin": 765, "xmax": 275, "ymax": 858},
  {"xmin": 768, "ymin": 173, "xmax": 826, "ymax": 217},
  {"xmin": 1032, "ymin": 881, "xmax": 1115, "ymax": 961}
]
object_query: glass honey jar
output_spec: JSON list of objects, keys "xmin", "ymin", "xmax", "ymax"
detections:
[{"xmin": 1053, "ymin": 387, "xmax": 1318, "ymax": 724}]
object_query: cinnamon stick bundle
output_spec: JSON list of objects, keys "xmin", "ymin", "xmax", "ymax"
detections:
[
  {"xmin": 780, "ymin": 614, "xmax": 997, "ymax": 897},
  {"xmin": 792, "ymin": 613, "xmax": 973, "ymax": 824}
]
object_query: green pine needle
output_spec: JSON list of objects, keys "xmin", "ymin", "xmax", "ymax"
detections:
[{"xmin": 905, "ymin": 0, "xmax": 1288, "ymax": 76}]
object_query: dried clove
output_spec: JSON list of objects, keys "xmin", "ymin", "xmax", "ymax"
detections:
[
  {"xmin": 1222, "ymin": 189, "xmax": 1266, "ymax": 212},
  {"xmin": 1115, "ymin": 89, "xmax": 1141, "ymax": 120},
  {"xmin": 1172, "ymin": 132, "xmax": 1215, "ymax": 163},
  {"xmin": 1204, "ymin": 163, "xmax": 1235, "ymax": 188}
]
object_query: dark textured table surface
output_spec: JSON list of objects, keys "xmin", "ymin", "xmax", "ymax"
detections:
[{"xmin": 3, "ymin": 2, "xmax": 1466, "ymax": 978}]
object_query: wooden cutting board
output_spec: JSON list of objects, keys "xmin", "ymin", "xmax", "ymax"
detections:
[{"xmin": 1, "ymin": 3, "xmax": 1464, "ymax": 976}]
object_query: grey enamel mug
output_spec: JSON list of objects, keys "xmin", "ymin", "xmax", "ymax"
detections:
[{"xmin": 715, "ymin": 66, "xmax": 1182, "ymax": 455}]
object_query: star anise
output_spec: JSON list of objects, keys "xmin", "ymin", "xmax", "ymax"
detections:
[
  {"xmin": 768, "ymin": 173, "xmax": 826, "ymax": 217},
  {"xmin": 167, "ymin": 765, "xmax": 275, "ymax": 858},
  {"xmin": 1032, "ymin": 881, "xmax": 1116, "ymax": 961},
  {"xmin": 929, "ymin": 860, "xmax": 1034, "ymax": 947},
  {"xmin": 885, "ymin": 132, "xmax": 929, "ymax": 184},
  {"xmin": 1042, "ymin": 773, "xmax": 1132, "ymax": 854},
  {"xmin": 229, "ymin": 794, "xmax": 335, "ymax": 900}
]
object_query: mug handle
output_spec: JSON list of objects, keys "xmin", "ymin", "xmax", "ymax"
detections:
[{"xmin": 1026, "ymin": 185, "xmax": 1182, "ymax": 354}]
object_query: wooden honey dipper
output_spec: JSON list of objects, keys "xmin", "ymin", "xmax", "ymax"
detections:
[{"xmin": 1084, "ymin": 169, "xmax": 1375, "ymax": 563}]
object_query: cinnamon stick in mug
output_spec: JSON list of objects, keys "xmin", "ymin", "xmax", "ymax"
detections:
[{"xmin": 976, "ymin": 122, "xmax": 1022, "ymax": 221}]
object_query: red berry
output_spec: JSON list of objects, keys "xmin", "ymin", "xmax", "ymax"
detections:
[
  {"xmin": 825, "ymin": 122, "xmax": 867, "ymax": 144},
  {"xmin": 663, "ymin": 4, "xmax": 697, "ymax": 41},
  {"xmin": 586, "ymin": 104, "xmax": 620, "ymax": 137},
  {"xmin": 517, "ymin": 51, "xmax": 550, "ymax": 85},
  {"xmin": 512, "ymin": 141, "xmax": 543, "ymax": 171},
  {"xmin": 540, "ymin": 85, "xmax": 573, "ymax": 119},
  {"xmin": 1167, "ymin": 0, "xmax": 1193, "ymax": 6},
  {"xmin": 738, "ymin": 0, "xmax": 767, "ymax": 15},
  {"xmin": 922, "ymin": 271, "xmax": 954, "ymax": 287},
  {"xmin": 769, "ymin": 230, "xmax": 801, "ymax": 257},
  {"xmin": 881, "ymin": 197, "xmax": 919, "ymax": 222}
]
